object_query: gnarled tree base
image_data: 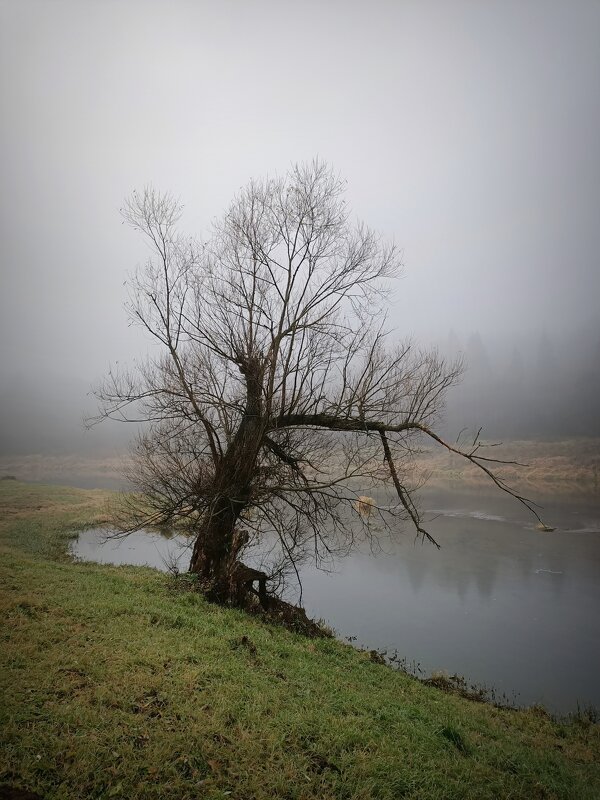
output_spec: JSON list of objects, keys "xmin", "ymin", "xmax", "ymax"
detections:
[
  {"xmin": 194, "ymin": 561, "xmax": 270, "ymax": 609},
  {"xmin": 186, "ymin": 563, "xmax": 331, "ymax": 638},
  {"xmin": 247, "ymin": 595, "xmax": 332, "ymax": 639}
]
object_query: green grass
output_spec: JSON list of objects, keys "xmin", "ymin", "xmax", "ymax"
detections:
[{"xmin": 1, "ymin": 481, "xmax": 599, "ymax": 799}]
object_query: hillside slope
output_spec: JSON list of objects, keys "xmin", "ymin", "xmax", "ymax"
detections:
[{"xmin": 1, "ymin": 482, "xmax": 598, "ymax": 799}]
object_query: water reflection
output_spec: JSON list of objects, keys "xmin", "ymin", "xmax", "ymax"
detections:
[
  {"xmin": 73, "ymin": 528, "xmax": 192, "ymax": 571},
  {"xmin": 71, "ymin": 490, "xmax": 600, "ymax": 714}
]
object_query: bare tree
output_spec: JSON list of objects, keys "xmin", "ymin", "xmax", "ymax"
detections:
[{"xmin": 93, "ymin": 161, "xmax": 542, "ymax": 606}]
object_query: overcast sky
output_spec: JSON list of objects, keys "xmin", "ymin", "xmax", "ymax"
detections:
[{"xmin": 1, "ymin": 0, "xmax": 599, "ymax": 442}]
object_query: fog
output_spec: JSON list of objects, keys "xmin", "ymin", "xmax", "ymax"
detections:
[{"xmin": 1, "ymin": 0, "xmax": 599, "ymax": 456}]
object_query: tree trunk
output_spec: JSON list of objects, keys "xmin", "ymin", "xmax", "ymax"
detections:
[
  {"xmin": 188, "ymin": 359, "xmax": 265, "ymax": 604},
  {"xmin": 189, "ymin": 495, "xmax": 242, "ymax": 602}
]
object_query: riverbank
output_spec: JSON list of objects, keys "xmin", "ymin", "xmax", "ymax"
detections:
[
  {"xmin": 1, "ymin": 481, "xmax": 599, "ymax": 799},
  {"xmin": 415, "ymin": 437, "xmax": 600, "ymax": 498},
  {"xmin": 1, "ymin": 437, "xmax": 599, "ymax": 497}
]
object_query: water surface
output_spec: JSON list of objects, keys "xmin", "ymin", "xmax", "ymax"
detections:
[{"xmin": 72, "ymin": 489, "xmax": 600, "ymax": 714}]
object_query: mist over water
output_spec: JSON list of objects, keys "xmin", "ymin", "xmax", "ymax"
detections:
[{"xmin": 2, "ymin": 324, "xmax": 599, "ymax": 457}]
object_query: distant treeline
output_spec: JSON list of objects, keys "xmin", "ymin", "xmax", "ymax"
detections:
[
  {"xmin": 1, "ymin": 327, "xmax": 599, "ymax": 456},
  {"xmin": 438, "ymin": 327, "xmax": 600, "ymax": 440}
]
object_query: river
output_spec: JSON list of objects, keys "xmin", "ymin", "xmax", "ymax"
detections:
[{"xmin": 72, "ymin": 488, "xmax": 600, "ymax": 715}]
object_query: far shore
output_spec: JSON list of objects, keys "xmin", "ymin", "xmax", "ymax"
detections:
[
  {"xmin": 1, "ymin": 437, "xmax": 599, "ymax": 498},
  {"xmin": 414, "ymin": 437, "xmax": 599, "ymax": 498}
]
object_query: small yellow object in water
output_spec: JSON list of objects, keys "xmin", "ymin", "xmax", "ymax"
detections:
[
  {"xmin": 536, "ymin": 522, "xmax": 556, "ymax": 532},
  {"xmin": 355, "ymin": 496, "xmax": 375, "ymax": 518}
]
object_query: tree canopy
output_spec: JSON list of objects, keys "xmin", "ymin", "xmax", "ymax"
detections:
[{"xmin": 94, "ymin": 161, "xmax": 541, "ymax": 606}]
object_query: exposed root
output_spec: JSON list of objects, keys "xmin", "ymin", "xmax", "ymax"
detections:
[{"xmin": 247, "ymin": 595, "xmax": 332, "ymax": 638}]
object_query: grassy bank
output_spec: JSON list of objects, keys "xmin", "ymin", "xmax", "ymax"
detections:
[
  {"xmin": 415, "ymin": 437, "xmax": 600, "ymax": 498},
  {"xmin": 1, "ymin": 438, "xmax": 599, "ymax": 497},
  {"xmin": 1, "ymin": 482, "xmax": 599, "ymax": 799}
]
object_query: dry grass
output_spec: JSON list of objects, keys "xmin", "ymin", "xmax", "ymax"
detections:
[
  {"xmin": 414, "ymin": 437, "xmax": 600, "ymax": 498},
  {"xmin": 2, "ymin": 438, "xmax": 598, "ymax": 499},
  {"xmin": 0, "ymin": 454, "xmax": 129, "ymax": 488}
]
